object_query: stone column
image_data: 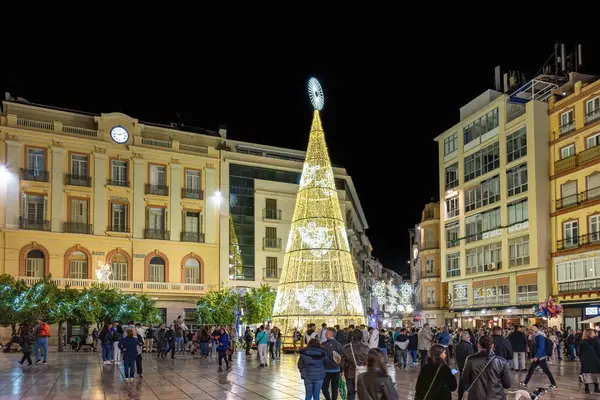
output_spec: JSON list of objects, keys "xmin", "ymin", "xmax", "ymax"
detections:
[
  {"xmin": 50, "ymin": 146, "xmax": 66, "ymax": 232},
  {"xmin": 4, "ymin": 140, "xmax": 20, "ymax": 229},
  {"xmin": 169, "ymin": 163, "xmax": 182, "ymax": 241},
  {"xmin": 92, "ymin": 152, "xmax": 107, "ymax": 235},
  {"xmin": 132, "ymin": 157, "xmax": 145, "ymax": 239},
  {"xmin": 204, "ymin": 166, "xmax": 217, "ymax": 244}
]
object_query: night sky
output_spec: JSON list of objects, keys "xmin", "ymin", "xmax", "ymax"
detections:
[{"xmin": 3, "ymin": 40, "xmax": 600, "ymax": 276}]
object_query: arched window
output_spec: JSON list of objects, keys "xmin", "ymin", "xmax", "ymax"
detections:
[
  {"xmin": 184, "ymin": 258, "xmax": 200, "ymax": 284},
  {"xmin": 111, "ymin": 254, "xmax": 128, "ymax": 281},
  {"xmin": 68, "ymin": 251, "xmax": 88, "ymax": 279},
  {"xmin": 25, "ymin": 250, "xmax": 45, "ymax": 277},
  {"xmin": 149, "ymin": 256, "xmax": 166, "ymax": 282}
]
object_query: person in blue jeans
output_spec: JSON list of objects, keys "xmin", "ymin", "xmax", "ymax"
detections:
[
  {"xmin": 33, "ymin": 319, "xmax": 49, "ymax": 365},
  {"xmin": 99, "ymin": 323, "xmax": 114, "ymax": 364},
  {"xmin": 119, "ymin": 329, "xmax": 138, "ymax": 382},
  {"xmin": 298, "ymin": 338, "xmax": 329, "ymax": 400}
]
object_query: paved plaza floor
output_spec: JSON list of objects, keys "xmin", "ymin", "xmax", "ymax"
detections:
[{"xmin": 0, "ymin": 349, "xmax": 593, "ymax": 399}]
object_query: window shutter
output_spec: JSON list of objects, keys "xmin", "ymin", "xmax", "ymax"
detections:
[
  {"xmin": 22, "ymin": 193, "xmax": 26, "ymax": 219},
  {"xmin": 588, "ymin": 173, "xmax": 600, "ymax": 190},
  {"xmin": 44, "ymin": 196, "xmax": 48, "ymax": 221}
]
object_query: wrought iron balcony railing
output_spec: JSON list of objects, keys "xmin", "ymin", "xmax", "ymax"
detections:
[
  {"xmin": 19, "ymin": 217, "xmax": 50, "ymax": 231},
  {"xmin": 21, "ymin": 169, "xmax": 49, "ymax": 182},
  {"xmin": 585, "ymin": 109, "xmax": 600, "ymax": 126},
  {"xmin": 182, "ymin": 188, "xmax": 203, "ymax": 200},
  {"xmin": 181, "ymin": 232, "xmax": 205, "ymax": 243},
  {"xmin": 263, "ymin": 268, "xmax": 282, "ymax": 280},
  {"xmin": 263, "ymin": 209, "xmax": 282, "ymax": 220},
  {"xmin": 558, "ymin": 278, "xmax": 600, "ymax": 294},
  {"xmin": 64, "ymin": 222, "xmax": 93, "ymax": 234},
  {"xmin": 144, "ymin": 229, "xmax": 170, "ymax": 240},
  {"xmin": 66, "ymin": 174, "xmax": 92, "ymax": 187},
  {"xmin": 145, "ymin": 184, "xmax": 169, "ymax": 196},
  {"xmin": 263, "ymin": 237, "xmax": 282, "ymax": 250},
  {"xmin": 107, "ymin": 179, "xmax": 129, "ymax": 187}
]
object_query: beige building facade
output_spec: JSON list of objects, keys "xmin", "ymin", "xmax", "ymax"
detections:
[{"xmin": 435, "ymin": 90, "xmax": 550, "ymax": 329}]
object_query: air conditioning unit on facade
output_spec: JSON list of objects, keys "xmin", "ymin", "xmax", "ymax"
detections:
[{"xmin": 488, "ymin": 262, "xmax": 497, "ymax": 271}]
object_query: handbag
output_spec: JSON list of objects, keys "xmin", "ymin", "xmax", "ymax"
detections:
[
  {"xmin": 464, "ymin": 356, "xmax": 497, "ymax": 398},
  {"xmin": 420, "ymin": 364, "xmax": 442, "ymax": 400},
  {"xmin": 350, "ymin": 343, "xmax": 367, "ymax": 382}
]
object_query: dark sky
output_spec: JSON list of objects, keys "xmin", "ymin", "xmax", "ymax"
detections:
[{"xmin": 3, "ymin": 40, "xmax": 600, "ymax": 275}]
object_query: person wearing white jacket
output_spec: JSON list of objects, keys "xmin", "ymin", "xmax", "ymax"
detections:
[{"xmin": 368, "ymin": 327, "xmax": 379, "ymax": 349}]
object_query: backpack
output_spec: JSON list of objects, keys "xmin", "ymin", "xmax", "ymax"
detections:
[
  {"xmin": 545, "ymin": 337, "xmax": 554, "ymax": 357},
  {"xmin": 39, "ymin": 323, "xmax": 51, "ymax": 337}
]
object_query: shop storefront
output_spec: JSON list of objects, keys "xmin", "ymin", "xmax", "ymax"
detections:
[{"xmin": 454, "ymin": 307, "xmax": 535, "ymax": 329}]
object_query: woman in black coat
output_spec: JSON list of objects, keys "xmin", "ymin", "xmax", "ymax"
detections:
[
  {"xmin": 415, "ymin": 344, "xmax": 457, "ymax": 400},
  {"xmin": 579, "ymin": 328, "xmax": 600, "ymax": 394}
]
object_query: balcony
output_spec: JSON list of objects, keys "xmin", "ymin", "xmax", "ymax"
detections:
[
  {"xmin": 554, "ymin": 155, "xmax": 577, "ymax": 174},
  {"xmin": 556, "ymin": 233, "xmax": 600, "ymax": 252},
  {"xmin": 19, "ymin": 217, "xmax": 50, "ymax": 231},
  {"xmin": 446, "ymin": 239, "xmax": 459, "ymax": 249},
  {"xmin": 554, "ymin": 146, "xmax": 600, "ymax": 175},
  {"xmin": 423, "ymin": 272, "xmax": 440, "ymax": 279},
  {"xmin": 263, "ymin": 237, "xmax": 282, "ymax": 250},
  {"xmin": 585, "ymin": 109, "xmax": 600, "ymax": 126},
  {"xmin": 263, "ymin": 209, "xmax": 282, "ymax": 220},
  {"xmin": 181, "ymin": 232, "xmax": 205, "ymax": 243},
  {"xmin": 108, "ymin": 225, "xmax": 129, "ymax": 233},
  {"xmin": 17, "ymin": 276, "xmax": 213, "ymax": 295},
  {"xmin": 263, "ymin": 268, "xmax": 282, "ymax": 280},
  {"xmin": 21, "ymin": 169, "xmax": 49, "ymax": 182},
  {"xmin": 107, "ymin": 179, "xmax": 129, "ymax": 187},
  {"xmin": 474, "ymin": 294, "xmax": 510, "ymax": 305},
  {"xmin": 64, "ymin": 222, "xmax": 93, "ymax": 234},
  {"xmin": 145, "ymin": 184, "xmax": 169, "ymax": 196},
  {"xmin": 558, "ymin": 278, "xmax": 600, "ymax": 294},
  {"xmin": 144, "ymin": 229, "xmax": 170, "ymax": 240},
  {"xmin": 518, "ymin": 292, "xmax": 538, "ymax": 303},
  {"xmin": 420, "ymin": 240, "xmax": 439, "ymax": 251},
  {"xmin": 558, "ymin": 121, "xmax": 575, "ymax": 137},
  {"xmin": 182, "ymin": 188, "xmax": 203, "ymax": 200},
  {"xmin": 466, "ymin": 261, "xmax": 502, "ymax": 275},
  {"xmin": 454, "ymin": 298, "xmax": 468, "ymax": 307},
  {"xmin": 556, "ymin": 186, "xmax": 600, "ymax": 210},
  {"xmin": 66, "ymin": 174, "xmax": 92, "ymax": 187}
]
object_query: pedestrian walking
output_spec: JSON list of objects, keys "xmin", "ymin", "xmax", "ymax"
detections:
[
  {"xmin": 99, "ymin": 323, "xmax": 113, "ymax": 365},
  {"xmin": 162, "ymin": 325, "xmax": 175, "ymax": 359},
  {"xmin": 394, "ymin": 328, "xmax": 409, "ymax": 369},
  {"xmin": 174, "ymin": 322, "xmax": 185, "ymax": 355},
  {"xmin": 455, "ymin": 331, "xmax": 475, "ymax": 400},
  {"xmin": 199, "ymin": 328, "xmax": 210, "ymax": 358},
  {"xmin": 491, "ymin": 326, "xmax": 513, "ymax": 362},
  {"xmin": 319, "ymin": 323, "xmax": 328, "ymax": 344},
  {"xmin": 119, "ymin": 329, "xmax": 138, "ymax": 382},
  {"xmin": 520, "ymin": 325, "xmax": 557, "ymax": 390},
  {"xmin": 578, "ymin": 328, "xmax": 600, "ymax": 394},
  {"xmin": 507, "ymin": 325, "xmax": 527, "ymax": 371},
  {"xmin": 134, "ymin": 328, "xmax": 144, "ymax": 378},
  {"xmin": 341, "ymin": 329, "xmax": 368, "ymax": 400},
  {"xmin": 335, "ymin": 325, "xmax": 347, "ymax": 346},
  {"xmin": 274, "ymin": 327, "xmax": 282, "ymax": 360},
  {"xmin": 293, "ymin": 328, "xmax": 302, "ymax": 352},
  {"xmin": 156, "ymin": 324, "xmax": 166, "ymax": 358},
  {"xmin": 357, "ymin": 348, "xmax": 397, "ymax": 400},
  {"xmin": 18, "ymin": 323, "xmax": 33, "ymax": 367},
  {"xmin": 408, "ymin": 328, "xmax": 419, "ymax": 365},
  {"xmin": 435, "ymin": 325, "xmax": 450, "ymax": 348},
  {"xmin": 144, "ymin": 325, "xmax": 154, "ymax": 353},
  {"xmin": 216, "ymin": 327, "xmax": 230, "ymax": 372},
  {"xmin": 418, "ymin": 324, "xmax": 433, "ymax": 367},
  {"xmin": 415, "ymin": 344, "xmax": 456, "ymax": 400},
  {"xmin": 299, "ymin": 339, "xmax": 329, "ymax": 400},
  {"xmin": 566, "ymin": 328, "xmax": 576, "ymax": 361},
  {"xmin": 32, "ymin": 319, "xmax": 50, "ymax": 365},
  {"xmin": 256, "ymin": 325, "xmax": 269, "ymax": 367},
  {"xmin": 244, "ymin": 326, "xmax": 253, "ymax": 355},
  {"xmin": 91, "ymin": 328, "xmax": 99, "ymax": 352},
  {"xmin": 111, "ymin": 321, "xmax": 122, "ymax": 364},
  {"xmin": 462, "ymin": 335, "xmax": 511, "ymax": 400},
  {"xmin": 368, "ymin": 327, "xmax": 379, "ymax": 350},
  {"xmin": 322, "ymin": 327, "xmax": 343, "ymax": 400},
  {"xmin": 378, "ymin": 328, "xmax": 389, "ymax": 365}
]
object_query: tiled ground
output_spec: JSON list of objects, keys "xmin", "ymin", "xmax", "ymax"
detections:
[{"xmin": 0, "ymin": 349, "xmax": 592, "ymax": 399}]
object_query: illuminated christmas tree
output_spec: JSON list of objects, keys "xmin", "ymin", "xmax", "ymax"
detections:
[{"xmin": 272, "ymin": 78, "xmax": 365, "ymax": 345}]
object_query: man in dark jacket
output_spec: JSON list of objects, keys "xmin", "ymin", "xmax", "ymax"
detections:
[
  {"xmin": 491, "ymin": 326, "xmax": 513, "ymax": 362},
  {"xmin": 520, "ymin": 325, "xmax": 557, "ymax": 390},
  {"xmin": 408, "ymin": 328, "xmax": 419, "ymax": 365},
  {"xmin": 334, "ymin": 325, "xmax": 347, "ymax": 346},
  {"xmin": 455, "ymin": 331, "xmax": 475, "ymax": 400},
  {"xmin": 507, "ymin": 325, "xmax": 527, "ymax": 370},
  {"xmin": 463, "ymin": 335, "xmax": 511, "ymax": 400},
  {"xmin": 322, "ymin": 327, "xmax": 343, "ymax": 400},
  {"xmin": 341, "ymin": 330, "xmax": 368, "ymax": 400}
]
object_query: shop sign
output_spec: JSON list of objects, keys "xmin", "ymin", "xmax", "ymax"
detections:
[
  {"xmin": 134, "ymin": 254, "xmax": 146, "ymax": 258},
  {"xmin": 585, "ymin": 306, "xmax": 599, "ymax": 316}
]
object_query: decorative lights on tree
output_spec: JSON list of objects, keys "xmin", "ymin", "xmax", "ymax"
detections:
[{"xmin": 272, "ymin": 78, "xmax": 365, "ymax": 345}]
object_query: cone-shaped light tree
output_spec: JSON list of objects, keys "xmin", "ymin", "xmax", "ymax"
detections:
[{"xmin": 272, "ymin": 78, "xmax": 365, "ymax": 345}]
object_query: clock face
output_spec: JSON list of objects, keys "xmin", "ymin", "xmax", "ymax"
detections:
[{"xmin": 110, "ymin": 126, "xmax": 129, "ymax": 144}]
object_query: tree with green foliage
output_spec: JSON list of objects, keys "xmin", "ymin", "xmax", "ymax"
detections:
[
  {"xmin": 52, "ymin": 286, "xmax": 81, "ymax": 352},
  {"xmin": 0, "ymin": 274, "xmax": 28, "ymax": 336},
  {"xmin": 87, "ymin": 284, "xmax": 123, "ymax": 328},
  {"xmin": 116, "ymin": 294, "xmax": 162, "ymax": 325},
  {"xmin": 196, "ymin": 287, "xmax": 238, "ymax": 325},
  {"xmin": 241, "ymin": 284, "xmax": 276, "ymax": 324}
]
